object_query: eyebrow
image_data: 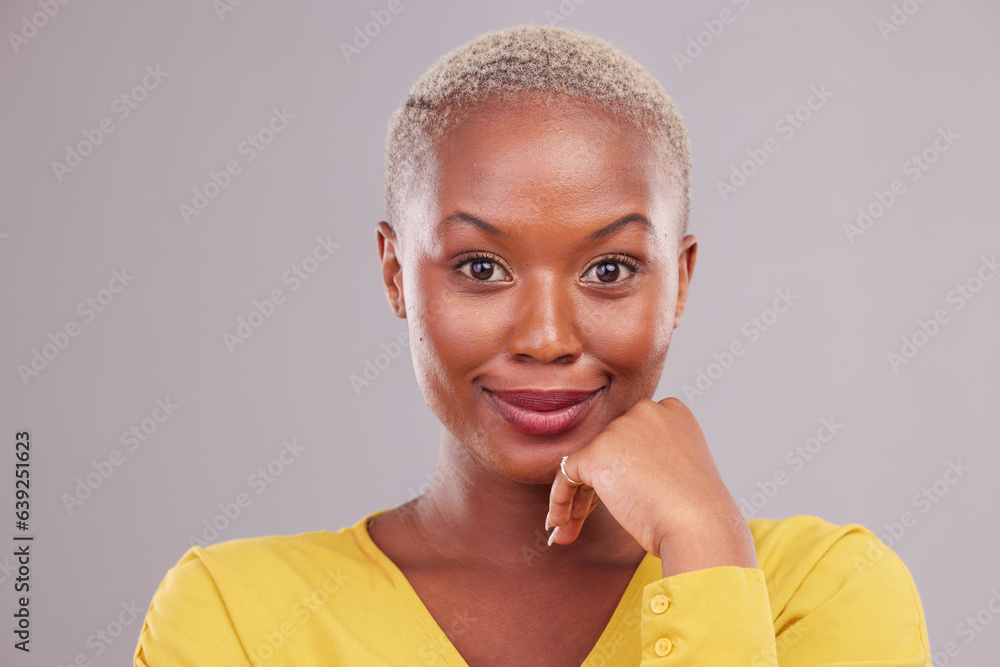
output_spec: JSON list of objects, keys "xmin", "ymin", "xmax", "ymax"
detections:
[
  {"xmin": 436, "ymin": 212, "xmax": 652, "ymax": 242},
  {"xmin": 437, "ymin": 212, "xmax": 509, "ymax": 239},
  {"xmin": 586, "ymin": 213, "xmax": 653, "ymax": 241}
]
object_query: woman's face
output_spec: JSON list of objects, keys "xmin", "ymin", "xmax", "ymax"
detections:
[{"xmin": 379, "ymin": 93, "xmax": 696, "ymax": 485}]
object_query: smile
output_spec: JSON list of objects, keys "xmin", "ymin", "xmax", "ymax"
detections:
[{"xmin": 483, "ymin": 388, "xmax": 602, "ymax": 436}]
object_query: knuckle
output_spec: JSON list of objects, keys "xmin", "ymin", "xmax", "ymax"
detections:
[
  {"xmin": 633, "ymin": 397, "xmax": 659, "ymax": 413},
  {"xmin": 591, "ymin": 452, "xmax": 627, "ymax": 490},
  {"xmin": 661, "ymin": 395, "xmax": 691, "ymax": 414}
]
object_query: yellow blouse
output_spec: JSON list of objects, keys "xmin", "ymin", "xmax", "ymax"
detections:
[{"xmin": 134, "ymin": 509, "xmax": 931, "ymax": 665}]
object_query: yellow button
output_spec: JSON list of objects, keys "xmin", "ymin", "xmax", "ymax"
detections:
[
  {"xmin": 650, "ymin": 594, "xmax": 670, "ymax": 614},
  {"xmin": 654, "ymin": 637, "xmax": 673, "ymax": 656}
]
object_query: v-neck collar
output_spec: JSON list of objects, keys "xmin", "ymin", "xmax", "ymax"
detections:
[{"xmin": 352, "ymin": 508, "xmax": 654, "ymax": 667}]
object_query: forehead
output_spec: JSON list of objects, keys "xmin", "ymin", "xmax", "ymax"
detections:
[{"xmin": 425, "ymin": 93, "xmax": 677, "ymax": 234}]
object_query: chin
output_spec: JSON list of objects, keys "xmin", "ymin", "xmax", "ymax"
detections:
[
  {"xmin": 427, "ymin": 378, "xmax": 618, "ymax": 485},
  {"xmin": 472, "ymin": 417, "xmax": 604, "ymax": 486}
]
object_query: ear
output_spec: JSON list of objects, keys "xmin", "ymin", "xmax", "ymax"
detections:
[
  {"xmin": 376, "ymin": 221, "xmax": 406, "ymax": 318},
  {"xmin": 673, "ymin": 234, "xmax": 697, "ymax": 329}
]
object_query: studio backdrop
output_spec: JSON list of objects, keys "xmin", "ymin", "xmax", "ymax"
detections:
[{"xmin": 1, "ymin": 0, "xmax": 998, "ymax": 664}]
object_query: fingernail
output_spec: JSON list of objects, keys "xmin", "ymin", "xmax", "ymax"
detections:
[
  {"xmin": 544, "ymin": 512, "xmax": 552, "ymax": 531},
  {"xmin": 547, "ymin": 526, "xmax": 559, "ymax": 547}
]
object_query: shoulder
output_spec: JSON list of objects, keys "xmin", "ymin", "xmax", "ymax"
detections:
[
  {"xmin": 747, "ymin": 514, "xmax": 906, "ymax": 584},
  {"xmin": 179, "ymin": 526, "xmax": 363, "ymax": 574},
  {"xmin": 748, "ymin": 513, "xmax": 884, "ymax": 568},
  {"xmin": 138, "ymin": 512, "xmax": 389, "ymax": 632},
  {"xmin": 747, "ymin": 514, "xmax": 929, "ymax": 655},
  {"xmin": 160, "ymin": 510, "xmax": 389, "ymax": 596},
  {"xmin": 134, "ymin": 511, "xmax": 391, "ymax": 664}
]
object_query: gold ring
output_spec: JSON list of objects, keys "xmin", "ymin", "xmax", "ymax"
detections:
[{"xmin": 560, "ymin": 455, "xmax": 583, "ymax": 486}]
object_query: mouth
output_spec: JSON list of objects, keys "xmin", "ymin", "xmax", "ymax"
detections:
[{"xmin": 482, "ymin": 387, "xmax": 603, "ymax": 437}]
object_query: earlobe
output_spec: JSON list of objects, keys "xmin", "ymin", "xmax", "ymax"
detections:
[
  {"xmin": 673, "ymin": 235, "xmax": 697, "ymax": 329},
  {"xmin": 376, "ymin": 221, "xmax": 406, "ymax": 318}
]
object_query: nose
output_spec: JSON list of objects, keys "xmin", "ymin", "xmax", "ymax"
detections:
[{"xmin": 506, "ymin": 275, "xmax": 583, "ymax": 363}]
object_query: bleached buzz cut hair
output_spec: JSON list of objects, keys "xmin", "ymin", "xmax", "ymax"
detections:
[{"xmin": 384, "ymin": 24, "xmax": 692, "ymax": 240}]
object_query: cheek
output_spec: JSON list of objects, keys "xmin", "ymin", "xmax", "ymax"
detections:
[
  {"xmin": 405, "ymin": 269, "xmax": 498, "ymax": 404},
  {"xmin": 581, "ymin": 280, "xmax": 676, "ymax": 383},
  {"xmin": 580, "ymin": 284, "xmax": 676, "ymax": 348}
]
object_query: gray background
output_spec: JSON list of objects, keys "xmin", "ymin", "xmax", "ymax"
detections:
[{"xmin": 1, "ymin": 0, "xmax": 998, "ymax": 664}]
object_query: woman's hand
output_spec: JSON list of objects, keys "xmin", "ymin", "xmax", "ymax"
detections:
[{"xmin": 545, "ymin": 397, "xmax": 759, "ymax": 577}]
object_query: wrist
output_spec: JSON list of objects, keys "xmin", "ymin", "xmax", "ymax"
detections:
[{"xmin": 656, "ymin": 518, "xmax": 758, "ymax": 578}]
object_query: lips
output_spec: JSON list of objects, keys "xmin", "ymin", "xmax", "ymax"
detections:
[{"xmin": 484, "ymin": 387, "xmax": 601, "ymax": 436}]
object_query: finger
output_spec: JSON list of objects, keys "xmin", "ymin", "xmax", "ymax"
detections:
[
  {"xmin": 550, "ymin": 485, "xmax": 597, "ymax": 545},
  {"xmin": 546, "ymin": 453, "xmax": 589, "ymax": 527},
  {"xmin": 586, "ymin": 492, "xmax": 601, "ymax": 517},
  {"xmin": 546, "ymin": 471, "xmax": 581, "ymax": 532}
]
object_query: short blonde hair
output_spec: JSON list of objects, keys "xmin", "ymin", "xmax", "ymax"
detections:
[{"xmin": 384, "ymin": 25, "xmax": 691, "ymax": 238}]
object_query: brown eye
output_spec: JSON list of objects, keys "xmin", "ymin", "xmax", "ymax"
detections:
[
  {"xmin": 457, "ymin": 254, "xmax": 511, "ymax": 282},
  {"xmin": 581, "ymin": 256, "xmax": 637, "ymax": 284},
  {"xmin": 594, "ymin": 263, "xmax": 619, "ymax": 283},
  {"xmin": 471, "ymin": 259, "xmax": 495, "ymax": 280}
]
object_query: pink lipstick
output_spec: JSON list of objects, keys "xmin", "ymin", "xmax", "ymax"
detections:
[{"xmin": 484, "ymin": 388, "xmax": 601, "ymax": 436}]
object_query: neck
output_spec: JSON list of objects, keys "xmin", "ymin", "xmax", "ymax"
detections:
[{"xmin": 396, "ymin": 427, "xmax": 646, "ymax": 572}]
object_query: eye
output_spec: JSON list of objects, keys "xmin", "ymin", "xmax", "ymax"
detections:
[
  {"xmin": 581, "ymin": 253, "xmax": 639, "ymax": 284},
  {"xmin": 455, "ymin": 252, "xmax": 512, "ymax": 283}
]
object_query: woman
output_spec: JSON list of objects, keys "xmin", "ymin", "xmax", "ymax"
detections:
[{"xmin": 135, "ymin": 25, "xmax": 931, "ymax": 666}]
